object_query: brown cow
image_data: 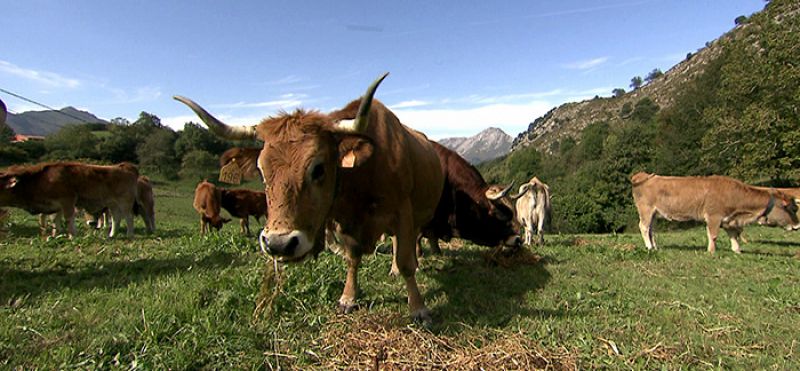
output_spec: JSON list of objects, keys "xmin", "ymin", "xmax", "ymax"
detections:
[
  {"xmin": 192, "ymin": 180, "xmax": 230, "ymax": 234},
  {"xmin": 219, "ymin": 147, "xmax": 262, "ymax": 182},
  {"xmin": 631, "ymin": 172, "xmax": 800, "ymax": 253},
  {"xmin": 0, "ymin": 162, "xmax": 139, "ymax": 237},
  {"xmin": 220, "ymin": 188, "xmax": 267, "ymax": 235},
  {"xmin": 418, "ymin": 141, "xmax": 520, "ymax": 255},
  {"xmin": 175, "ymin": 73, "xmax": 444, "ymax": 323},
  {"xmin": 82, "ymin": 175, "xmax": 156, "ymax": 234}
]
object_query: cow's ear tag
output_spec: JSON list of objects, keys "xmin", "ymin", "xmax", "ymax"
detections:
[
  {"xmin": 338, "ymin": 135, "xmax": 374, "ymax": 168},
  {"xmin": 341, "ymin": 151, "xmax": 357, "ymax": 168}
]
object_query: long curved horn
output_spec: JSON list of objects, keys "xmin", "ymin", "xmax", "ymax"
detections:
[
  {"xmin": 173, "ymin": 96, "xmax": 257, "ymax": 140},
  {"xmin": 508, "ymin": 183, "xmax": 531, "ymax": 200},
  {"xmin": 486, "ymin": 181, "xmax": 515, "ymax": 200},
  {"xmin": 337, "ymin": 72, "xmax": 389, "ymax": 133}
]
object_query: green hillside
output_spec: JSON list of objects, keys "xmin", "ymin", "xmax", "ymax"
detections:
[{"xmin": 483, "ymin": 0, "xmax": 800, "ymax": 233}]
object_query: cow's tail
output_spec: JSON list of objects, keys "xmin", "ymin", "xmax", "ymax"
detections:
[{"xmin": 630, "ymin": 172, "xmax": 654, "ymax": 186}]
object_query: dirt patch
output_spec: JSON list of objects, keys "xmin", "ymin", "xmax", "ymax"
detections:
[{"xmin": 314, "ymin": 312, "xmax": 577, "ymax": 370}]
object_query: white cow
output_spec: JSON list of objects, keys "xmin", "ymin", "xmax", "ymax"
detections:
[{"xmin": 510, "ymin": 177, "xmax": 551, "ymax": 246}]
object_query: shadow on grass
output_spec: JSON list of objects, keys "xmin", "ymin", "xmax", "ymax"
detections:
[
  {"xmin": 424, "ymin": 249, "xmax": 555, "ymax": 330},
  {"xmin": 0, "ymin": 251, "xmax": 247, "ymax": 304},
  {"xmin": 748, "ymin": 239, "xmax": 800, "ymax": 248}
]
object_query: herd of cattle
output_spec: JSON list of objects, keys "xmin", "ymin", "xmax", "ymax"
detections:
[{"xmin": 2, "ymin": 74, "xmax": 799, "ymax": 323}]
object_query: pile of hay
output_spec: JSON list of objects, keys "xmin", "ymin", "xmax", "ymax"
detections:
[
  {"xmin": 313, "ymin": 312, "xmax": 577, "ymax": 370},
  {"xmin": 483, "ymin": 246, "xmax": 543, "ymax": 268}
]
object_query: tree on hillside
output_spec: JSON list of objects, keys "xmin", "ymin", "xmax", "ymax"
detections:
[
  {"xmin": 701, "ymin": 0, "xmax": 800, "ymax": 180},
  {"xmin": 0, "ymin": 123, "xmax": 14, "ymax": 143},
  {"xmin": 179, "ymin": 149, "xmax": 218, "ymax": 180},
  {"xmin": 612, "ymin": 88, "xmax": 625, "ymax": 98},
  {"xmin": 630, "ymin": 76, "xmax": 643, "ymax": 90},
  {"xmin": 644, "ymin": 69, "xmax": 663, "ymax": 84}
]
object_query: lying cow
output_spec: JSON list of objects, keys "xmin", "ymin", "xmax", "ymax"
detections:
[
  {"xmin": 192, "ymin": 180, "xmax": 230, "ymax": 234},
  {"xmin": 0, "ymin": 162, "xmax": 139, "ymax": 237},
  {"xmin": 176, "ymin": 73, "xmax": 444, "ymax": 324},
  {"xmin": 508, "ymin": 177, "xmax": 551, "ymax": 246},
  {"xmin": 418, "ymin": 141, "xmax": 520, "ymax": 255},
  {"xmin": 220, "ymin": 188, "xmax": 267, "ymax": 236},
  {"xmin": 219, "ymin": 147, "xmax": 263, "ymax": 182},
  {"xmin": 631, "ymin": 172, "xmax": 800, "ymax": 253}
]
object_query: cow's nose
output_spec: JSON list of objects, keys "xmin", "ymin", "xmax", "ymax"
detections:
[{"xmin": 260, "ymin": 231, "xmax": 300, "ymax": 257}]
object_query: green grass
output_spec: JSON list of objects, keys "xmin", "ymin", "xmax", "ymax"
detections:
[{"xmin": 1, "ymin": 179, "xmax": 798, "ymax": 369}]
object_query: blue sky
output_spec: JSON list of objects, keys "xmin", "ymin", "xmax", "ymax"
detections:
[{"xmin": 1, "ymin": 0, "xmax": 766, "ymax": 139}]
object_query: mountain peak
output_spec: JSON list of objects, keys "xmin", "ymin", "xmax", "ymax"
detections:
[{"xmin": 438, "ymin": 128, "xmax": 512, "ymax": 164}]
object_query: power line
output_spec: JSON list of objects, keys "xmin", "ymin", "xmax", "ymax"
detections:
[{"xmin": 0, "ymin": 87, "xmax": 97, "ymax": 124}]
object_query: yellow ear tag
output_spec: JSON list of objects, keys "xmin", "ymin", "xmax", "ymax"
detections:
[
  {"xmin": 341, "ymin": 151, "xmax": 356, "ymax": 168},
  {"xmin": 219, "ymin": 161, "xmax": 243, "ymax": 184}
]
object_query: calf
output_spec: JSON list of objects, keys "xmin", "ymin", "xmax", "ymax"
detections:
[
  {"xmin": 219, "ymin": 188, "xmax": 267, "ymax": 235},
  {"xmin": 85, "ymin": 175, "xmax": 156, "ymax": 234},
  {"xmin": 192, "ymin": 180, "xmax": 230, "ymax": 234},
  {"xmin": 631, "ymin": 172, "xmax": 800, "ymax": 253},
  {"xmin": 1, "ymin": 162, "xmax": 138, "ymax": 237}
]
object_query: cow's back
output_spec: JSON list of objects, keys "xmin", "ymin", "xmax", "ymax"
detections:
[
  {"xmin": 633, "ymin": 174, "xmax": 771, "ymax": 222},
  {"xmin": 193, "ymin": 181, "xmax": 221, "ymax": 217}
]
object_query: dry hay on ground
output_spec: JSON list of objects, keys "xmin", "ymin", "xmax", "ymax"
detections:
[
  {"xmin": 483, "ymin": 246, "xmax": 543, "ymax": 268},
  {"xmin": 313, "ymin": 312, "xmax": 577, "ymax": 370}
]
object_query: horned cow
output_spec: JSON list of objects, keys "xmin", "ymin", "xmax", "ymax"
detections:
[
  {"xmin": 175, "ymin": 73, "xmax": 445, "ymax": 324},
  {"xmin": 418, "ymin": 141, "xmax": 520, "ymax": 255}
]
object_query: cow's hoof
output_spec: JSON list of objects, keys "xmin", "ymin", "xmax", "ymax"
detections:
[
  {"xmin": 389, "ymin": 265, "xmax": 400, "ymax": 277},
  {"xmin": 338, "ymin": 299, "xmax": 358, "ymax": 314},
  {"xmin": 411, "ymin": 308, "xmax": 433, "ymax": 327}
]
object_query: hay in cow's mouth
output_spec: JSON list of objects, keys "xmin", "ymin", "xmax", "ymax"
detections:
[{"xmin": 253, "ymin": 258, "xmax": 284, "ymax": 321}]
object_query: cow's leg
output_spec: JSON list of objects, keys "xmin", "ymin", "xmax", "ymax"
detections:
[
  {"xmin": 107, "ymin": 209, "xmax": 120, "ymax": 238},
  {"xmin": 524, "ymin": 220, "xmax": 534, "ymax": 246},
  {"xmin": 124, "ymin": 208, "xmax": 135, "ymax": 238},
  {"xmin": 637, "ymin": 208, "xmax": 656, "ymax": 250},
  {"xmin": 429, "ymin": 237, "xmax": 441, "ymax": 254},
  {"xmin": 200, "ymin": 218, "xmax": 207, "ymax": 235},
  {"xmin": 338, "ymin": 247, "xmax": 362, "ymax": 314},
  {"xmin": 243, "ymin": 216, "xmax": 251, "ymax": 236},
  {"xmin": 705, "ymin": 216, "xmax": 722, "ymax": 254},
  {"xmin": 395, "ymin": 203, "xmax": 430, "ymax": 324},
  {"xmin": 724, "ymin": 227, "xmax": 743, "ymax": 254},
  {"xmin": 391, "ymin": 235, "xmax": 401, "ymax": 276},
  {"xmin": 62, "ymin": 206, "xmax": 76, "ymax": 238},
  {"xmin": 536, "ymin": 216, "xmax": 546, "ymax": 245}
]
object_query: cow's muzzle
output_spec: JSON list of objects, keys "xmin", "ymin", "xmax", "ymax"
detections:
[{"xmin": 259, "ymin": 230, "xmax": 312, "ymax": 261}]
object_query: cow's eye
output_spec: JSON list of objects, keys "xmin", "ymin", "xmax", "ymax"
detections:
[{"xmin": 311, "ymin": 163, "xmax": 325, "ymax": 182}]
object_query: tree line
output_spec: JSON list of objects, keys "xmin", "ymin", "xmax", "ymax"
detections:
[{"xmin": 0, "ymin": 112, "xmax": 258, "ymax": 180}]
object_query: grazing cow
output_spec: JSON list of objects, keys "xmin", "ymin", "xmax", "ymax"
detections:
[
  {"xmin": 418, "ymin": 141, "xmax": 520, "ymax": 255},
  {"xmin": 631, "ymin": 172, "xmax": 800, "ymax": 253},
  {"xmin": 175, "ymin": 73, "xmax": 444, "ymax": 323},
  {"xmin": 192, "ymin": 180, "xmax": 230, "ymax": 234},
  {"xmin": 508, "ymin": 177, "xmax": 551, "ymax": 246},
  {"xmin": 0, "ymin": 162, "xmax": 139, "ymax": 237},
  {"xmin": 219, "ymin": 147, "xmax": 262, "ymax": 182},
  {"xmin": 82, "ymin": 176, "xmax": 156, "ymax": 234},
  {"xmin": 219, "ymin": 188, "xmax": 267, "ymax": 235}
]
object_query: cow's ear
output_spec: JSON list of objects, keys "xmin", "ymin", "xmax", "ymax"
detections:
[{"xmin": 337, "ymin": 134, "xmax": 374, "ymax": 168}]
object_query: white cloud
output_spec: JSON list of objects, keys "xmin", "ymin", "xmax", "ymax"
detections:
[
  {"xmin": 394, "ymin": 100, "xmax": 553, "ymax": 140},
  {"xmin": 108, "ymin": 86, "xmax": 162, "ymax": 104},
  {"xmin": 390, "ymin": 100, "xmax": 430, "ymax": 109},
  {"xmin": 210, "ymin": 98, "xmax": 303, "ymax": 110},
  {"xmin": 564, "ymin": 57, "xmax": 609, "ymax": 70},
  {"xmin": 0, "ymin": 60, "xmax": 81, "ymax": 88}
]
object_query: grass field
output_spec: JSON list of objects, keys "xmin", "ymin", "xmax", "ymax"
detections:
[{"xmin": 1, "ymin": 178, "xmax": 799, "ymax": 369}]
